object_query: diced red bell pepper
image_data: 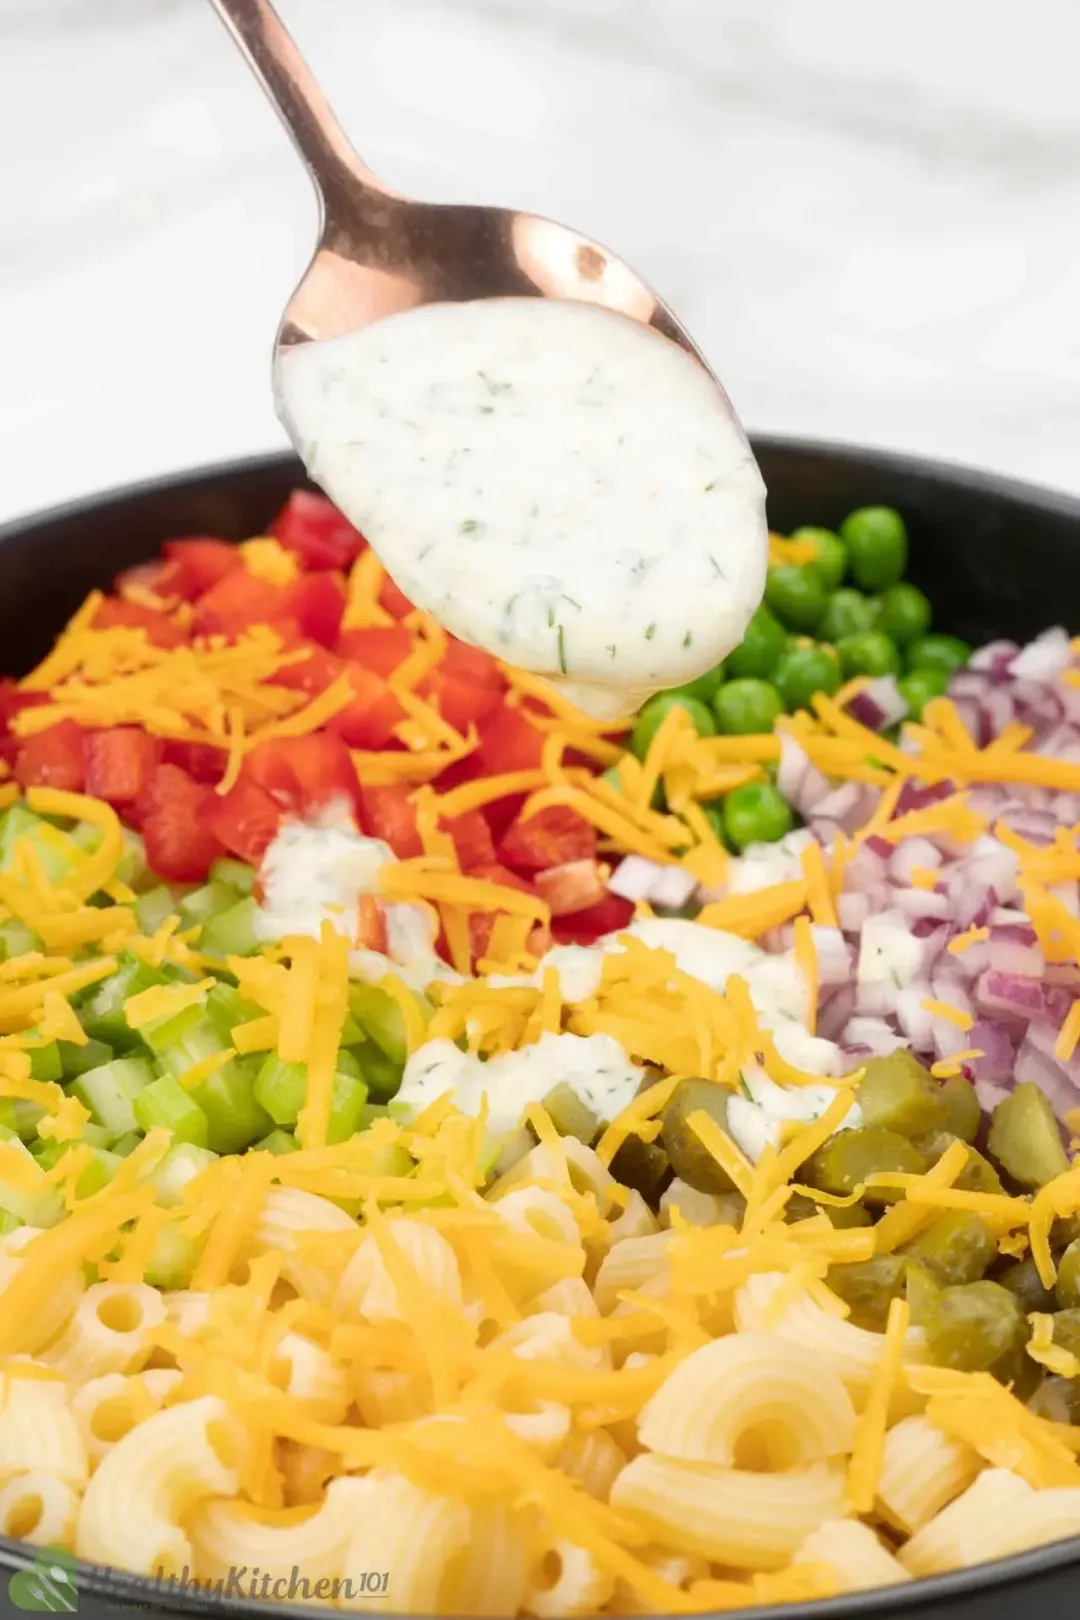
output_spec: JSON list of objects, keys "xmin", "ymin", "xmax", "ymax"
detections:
[
  {"xmin": 246, "ymin": 733, "xmax": 361, "ymax": 820},
  {"xmin": 360, "ymin": 784, "xmax": 422, "ymax": 859},
  {"xmin": 287, "ymin": 572, "xmax": 347, "ymax": 648},
  {"xmin": 533, "ymin": 859, "xmax": 608, "ymax": 917},
  {"xmin": 324, "ymin": 665, "xmax": 405, "ymax": 751},
  {"xmin": 161, "ymin": 740, "xmax": 226, "ymax": 787},
  {"xmin": 271, "ymin": 491, "xmax": 365, "ymax": 572},
  {"xmin": 160, "ymin": 537, "xmax": 243, "ymax": 600},
  {"xmin": 444, "ymin": 810, "xmax": 497, "ymax": 871},
  {"xmin": 191, "ymin": 570, "xmax": 296, "ymax": 638},
  {"xmin": 114, "ymin": 560, "xmax": 172, "ymax": 599},
  {"xmin": 550, "ymin": 892, "xmax": 634, "ymax": 947},
  {"xmin": 83, "ymin": 727, "xmax": 161, "ymax": 807},
  {"xmin": 206, "ymin": 776, "xmax": 283, "ymax": 865},
  {"xmin": 140, "ymin": 763, "xmax": 223, "ymax": 882},
  {"xmin": 268, "ymin": 641, "xmax": 345, "ymax": 697},
  {"xmin": 498, "ymin": 805, "xmax": 597, "ymax": 873},
  {"xmin": 14, "ymin": 721, "xmax": 87, "ymax": 792},
  {"xmin": 379, "ymin": 575, "xmax": 415, "ymax": 620},
  {"xmin": 464, "ymin": 861, "xmax": 537, "ymax": 966},
  {"xmin": 92, "ymin": 597, "xmax": 188, "ymax": 649},
  {"xmin": 474, "ymin": 704, "xmax": 546, "ymax": 776},
  {"xmin": 441, "ymin": 636, "xmax": 503, "ymax": 691},
  {"xmin": 0, "ymin": 682, "xmax": 47, "ymax": 734},
  {"xmin": 422, "ymin": 669, "xmax": 503, "ymax": 733},
  {"xmin": 336, "ymin": 625, "xmax": 413, "ymax": 678}
]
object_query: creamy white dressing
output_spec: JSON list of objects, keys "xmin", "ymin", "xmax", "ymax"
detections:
[
  {"xmin": 394, "ymin": 1031, "xmax": 644, "ymax": 1138},
  {"xmin": 276, "ymin": 298, "xmax": 768, "ymax": 720},
  {"xmin": 254, "ymin": 815, "xmax": 457, "ymax": 991},
  {"xmin": 726, "ymin": 1067, "xmax": 861, "ymax": 1164}
]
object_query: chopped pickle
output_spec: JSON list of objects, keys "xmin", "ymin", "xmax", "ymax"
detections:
[
  {"xmin": 661, "ymin": 1079, "xmax": 734, "ymax": 1193},
  {"xmin": 913, "ymin": 1130, "xmax": 1003, "ymax": 1194},
  {"xmin": 826, "ymin": 1255, "xmax": 907, "ymax": 1331},
  {"xmin": 921, "ymin": 1279, "xmax": 1026, "ymax": 1373},
  {"xmin": 542, "ymin": 1083, "xmax": 599, "ymax": 1144},
  {"xmin": 903, "ymin": 1211, "xmax": 996, "ymax": 1286},
  {"xmin": 1055, "ymin": 1239, "xmax": 1080, "ymax": 1310},
  {"xmin": 609, "ymin": 1135, "xmax": 670, "ymax": 1201},
  {"xmin": 1028, "ymin": 1376, "xmax": 1080, "ymax": 1424},
  {"xmin": 987, "ymin": 1083, "xmax": 1069, "ymax": 1189},
  {"xmin": 855, "ymin": 1050, "xmax": 947, "ymax": 1138},
  {"xmin": 997, "ymin": 1255, "xmax": 1056, "ymax": 1316},
  {"xmin": 1051, "ymin": 1308, "xmax": 1080, "ymax": 1360},
  {"xmin": 786, "ymin": 1190, "xmax": 872, "ymax": 1228},
  {"xmin": 802, "ymin": 1126, "xmax": 926, "ymax": 1206},
  {"xmin": 939, "ymin": 1074, "xmax": 981, "ymax": 1143}
]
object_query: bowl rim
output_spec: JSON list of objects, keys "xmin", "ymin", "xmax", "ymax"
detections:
[
  {"xmin": 1, "ymin": 435, "xmax": 1079, "ymax": 543},
  {"xmin": 0, "ymin": 435, "xmax": 1079, "ymax": 1620}
]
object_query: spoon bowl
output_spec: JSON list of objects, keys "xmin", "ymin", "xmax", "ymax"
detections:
[{"xmin": 210, "ymin": 0, "xmax": 727, "ymax": 386}]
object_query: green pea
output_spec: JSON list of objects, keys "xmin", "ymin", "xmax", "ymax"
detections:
[
  {"xmin": 818, "ymin": 588, "xmax": 879, "ymax": 645},
  {"xmin": 791, "ymin": 527, "xmax": 848, "ymax": 590},
  {"xmin": 878, "ymin": 582, "xmax": 932, "ymax": 647},
  {"xmin": 631, "ymin": 693, "xmax": 716, "ymax": 761},
  {"xmin": 773, "ymin": 645, "xmax": 841, "ymax": 713},
  {"xmin": 907, "ymin": 634, "xmax": 972, "ymax": 678},
  {"xmin": 764, "ymin": 564, "xmax": 828, "ymax": 633},
  {"xmin": 722, "ymin": 782, "xmax": 795, "ymax": 851},
  {"xmin": 665, "ymin": 662, "xmax": 727, "ymax": 705},
  {"xmin": 836, "ymin": 629, "xmax": 902, "ymax": 679},
  {"xmin": 712, "ymin": 678, "xmax": 784, "ymax": 737},
  {"xmin": 727, "ymin": 607, "xmax": 789, "ymax": 680},
  {"xmin": 840, "ymin": 506, "xmax": 909, "ymax": 591},
  {"xmin": 897, "ymin": 668, "xmax": 949, "ymax": 721}
]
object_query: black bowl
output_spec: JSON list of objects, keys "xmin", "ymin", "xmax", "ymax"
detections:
[{"xmin": 1, "ymin": 440, "xmax": 1079, "ymax": 1620}]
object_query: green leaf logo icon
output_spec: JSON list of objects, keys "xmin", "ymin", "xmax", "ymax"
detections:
[{"xmin": 8, "ymin": 1546, "xmax": 78, "ymax": 1611}]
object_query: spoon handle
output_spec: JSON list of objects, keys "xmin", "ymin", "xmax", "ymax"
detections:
[{"xmin": 207, "ymin": 0, "xmax": 389, "ymax": 211}]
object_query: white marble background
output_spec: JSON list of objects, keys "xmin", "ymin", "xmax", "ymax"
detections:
[{"xmin": 1, "ymin": 0, "xmax": 1078, "ymax": 525}]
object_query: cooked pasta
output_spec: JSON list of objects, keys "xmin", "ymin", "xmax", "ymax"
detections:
[
  {"xmin": 899, "ymin": 1469, "xmax": 1035, "ymax": 1578},
  {"xmin": 525, "ymin": 1538, "xmax": 615, "ymax": 1617},
  {"xmin": 332, "ymin": 1219, "xmax": 464, "ymax": 1322},
  {"xmin": 0, "ymin": 1229, "xmax": 85, "ymax": 1355},
  {"xmin": 876, "ymin": 1414, "xmax": 983, "ymax": 1535},
  {"xmin": 0, "ymin": 1373, "xmax": 87, "ymax": 1486},
  {"xmin": 75, "ymin": 1395, "xmax": 245, "ymax": 1577},
  {"xmin": 0, "ymin": 1471, "xmax": 80, "ymax": 1547},
  {"xmin": 71, "ymin": 1369, "xmax": 183, "ymax": 1464},
  {"xmin": 337, "ymin": 1472, "xmax": 472, "ymax": 1613},
  {"xmin": 42, "ymin": 1282, "xmax": 165, "ymax": 1381},
  {"xmin": 795, "ymin": 1520, "xmax": 911, "ymax": 1591},
  {"xmin": 188, "ymin": 1476, "xmax": 371, "ymax": 1583},
  {"xmin": 608, "ymin": 1455, "xmax": 847, "ymax": 1567},
  {"xmin": 637, "ymin": 1332, "xmax": 857, "ymax": 1467}
]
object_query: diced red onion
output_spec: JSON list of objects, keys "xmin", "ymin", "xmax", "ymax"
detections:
[
  {"xmin": 888, "ymin": 837, "xmax": 942, "ymax": 885},
  {"xmin": 812, "ymin": 926, "xmax": 854, "ymax": 986},
  {"xmin": 975, "ymin": 969, "xmax": 1075, "ymax": 1026},
  {"xmin": 842, "ymin": 1016, "xmax": 909, "ymax": 1056},
  {"xmin": 1014, "ymin": 1035, "xmax": 1080, "ymax": 1119},
  {"xmin": 965, "ymin": 1018, "xmax": 1017, "ymax": 1083},
  {"xmin": 811, "ymin": 782, "xmax": 877, "ymax": 835},
  {"xmin": 894, "ymin": 887, "xmax": 953, "ymax": 921},
  {"xmin": 847, "ymin": 676, "xmax": 908, "ymax": 733},
  {"xmin": 968, "ymin": 640, "xmax": 1019, "ymax": 680},
  {"xmin": 894, "ymin": 981, "xmax": 935, "ymax": 1051},
  {"xmin": 837, "ymin": 892, "xmax": 872, "ymax": 934},
  {"xmin": 609, "ymin": 856, "xmax": 696, "ymax": 908},
  {"xmin": 776, "ymin": 733, "xmax": 832, "ymax": 820},
  {"xmin": 1011, "ymin": 627, "xmax": 1072, "ymax": 684},
  {"xmin": 818, "ymin": 983, "xmax": 858, "ymax": 1042},
  {"xmin": 895, "ymin": 779, "xmax": 957, "ymax": 817}
]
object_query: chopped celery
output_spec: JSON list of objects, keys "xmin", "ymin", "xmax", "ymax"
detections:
[
  {"xmin": 211, "ymin": 857, "xmax": 256, "ymax": 897},
  {"xmin": 0, "ymin": 805, "xmax": 72, "ymax": 880},
  {"xmin": 57, "ymin": 1037, "xmax": 114, "ymax": 1079},
  {"xmin": 253, "ymin": 1056, "xmax": 306, "ymax": 1126},
  {"xmin": 140, "ymin": 1002, "xmax": 208, "ymax": 1056},
  {"xmin": 80, "ymin": 1122, "xmax": 115, "ymax": 1151},
  {"xmin": 0, "ymin": 919, "xmax": 40, "ymax": 960},
  {"xmin": 133, "ymin": 1075, "xmax": 210, "ymax": 1147},
  {"xmin": 254, "ymin": 1128, "xmax": 300, "ymax": 1156},
  {"xmin": 69, "ymin": 821, "xmax": 102, "ymax": 853},
  {"xmin": 73, "ymin": 823, "xmax": 148, "ymax": 890},
  {"xmin": 143, "ymin": 1222, "xmax": 202, "ymax": 1289},
  {"xmin": 80, "ymin": 955, "xmax": 168, "ymax": 1046},
  {"xmin": 0, "ymin": 1210, "xmax": 21, "ymax": 1236},
  {"xmin": 335, "ymin": 1048, "xmax": 362, "ymax": 1081},
  {"xmin": 348, "ymin": 982, "xmax": 432, "ymax": 1065},
  {"xmin": 134, "ymin": 885, "xmax": 178, "ymax": 935},
  {"xmin": 110, "ymin": 1132, "xmax": 142, "ymax": 1157},
  {"xmin": 205, "ymin": 982, "xmax": 262, "ymax": 1046},
  {"xmin": 0, "ymin": 1139, "xmax": 63, "ymax": 1226},
  {"xmin": 153, "ymin": 1014, "xmax": 224, "ymax": 1078},
  {"xmin": 191, "ymin": 1060, "xmax": 273, "ymax": 1154},
  {"xmin": 339, "ymin": 1014, "xmax": 366, "ymax": 1047},
  {"xmin": 28, "ymin": 1042, "xmax": 63, "ymax": 1084},
  {"xmin": 358, "ymin": 1045, "xmax": 404, "ymax": 1103},
  {"xmin": 200, "ymin": 897, "xmax": 259, "ymax": 958},
  {"xmin": 7, "ymin": 1100, "xmax": 45, "ymax": 1141},
  {"xmin": 179, "ymin": 880, "xmax": 240, "ymax": 924},
  {"xmin": 151, "ymin": 1142, "xmax": 218, "ymax": 1206},
  {"xmin": 33, "ymin": 1142, "xmax": 120, "ymax": 1199},
  {"xmin": 327, "ymin": 1071, "xmax": 368, "ymax": 1145},
  {"xmin": 72, "ymin": 1056, "xmax": 155, "ymax": 1134}
]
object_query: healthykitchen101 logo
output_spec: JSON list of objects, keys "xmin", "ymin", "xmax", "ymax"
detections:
[{"xmin": 7, "ymin": 1546, "xmax": 78, "ymax": 1611}]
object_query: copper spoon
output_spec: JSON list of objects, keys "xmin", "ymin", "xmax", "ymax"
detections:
[{"xmin": 207, "ymin": 0, "xmax": 744, "ymax": 417}]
